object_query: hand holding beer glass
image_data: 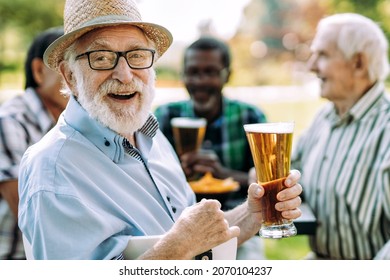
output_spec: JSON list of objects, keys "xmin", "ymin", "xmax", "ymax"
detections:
[{"xmin": 244, "ymin": 122, "xmax": 297, "ymax": 238}]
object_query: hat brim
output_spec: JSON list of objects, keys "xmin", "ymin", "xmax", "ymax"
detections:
[{"xmin": 43, "ymin": 17, "xmax": 173, "ymax": 71}]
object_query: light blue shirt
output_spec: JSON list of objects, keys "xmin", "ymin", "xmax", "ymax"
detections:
[{"xmin": 18, "ymin": 95, "xmax": 196, "ymax": 259}]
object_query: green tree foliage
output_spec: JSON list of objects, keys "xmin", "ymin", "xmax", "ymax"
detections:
[
  {"xmin": 327, "ymin": 0, "xmax": 390, "ymax": 40},
  {"xmin": 0, "ymin": 0, "xmax": 64, "ymax": 85},
  {"xmin": 0, "ymin": 0, "xmax": 64, "ymax": 44}
]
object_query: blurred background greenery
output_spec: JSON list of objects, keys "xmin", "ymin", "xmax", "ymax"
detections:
[
  {"xmin": 1, "ymin": 0, "xmax": 390, "ymax": 90},
  {"xmin": 1, "ymin": 0, "xmax": 389, "ymax": 260},
  {"xmin": 265, "ymin": 235, "xmax": 310, "ymax": 259}
]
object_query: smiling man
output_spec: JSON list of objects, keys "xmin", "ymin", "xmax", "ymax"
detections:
[
  {"xmin": 291, "ymin": 13, "xmax": 390, "ymax": 259},
  {"xmin": 17, "ymin": 0, "xmax": 302, "ymax": 260},
  {"xmin": 155, "ymin": 37, "xmax": 267, "ymax": 206},
  {"xmin": 154, "ymin": 38, "xmax": 268, "ymax": 259}
]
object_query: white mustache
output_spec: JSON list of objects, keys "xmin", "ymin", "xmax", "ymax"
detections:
[{"xmin": 99, "ymin": 79, "xmax": 143, "ymax": 95}]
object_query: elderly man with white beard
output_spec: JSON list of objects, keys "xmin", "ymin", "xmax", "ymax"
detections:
[{"xmin": 17, "ymin": 0, "xmax": 302, "ymax": 260}]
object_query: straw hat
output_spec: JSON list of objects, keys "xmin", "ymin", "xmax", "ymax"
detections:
[{"xmin": 44, "ymin": 0, "xmax": 173, "ymax": 71}]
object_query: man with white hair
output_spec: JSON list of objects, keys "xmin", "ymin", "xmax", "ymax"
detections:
[
  {"xmin": 17, "ymin": 0, "xmax": 302, "ymax": 260},
  {"xmin": 291, "ymin": 13, "xmax": 390, "ymax": 259}
]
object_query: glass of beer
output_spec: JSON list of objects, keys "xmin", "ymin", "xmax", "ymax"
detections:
[
  {"xmin": 244, "ymin": 122, "xmax": 297, "ymax": 238},
  {"xmin": 170, "ymin": 117, "xmax": 207, "ymax": 156}
]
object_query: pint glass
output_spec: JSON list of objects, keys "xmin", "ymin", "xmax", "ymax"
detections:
[
  {"xmin": 170, "ymin": 117, "xmax": 207, "ymax": 156},
  {"xmin": 244, "ymin": 122, "xmax": 297, "ymax": 238}
]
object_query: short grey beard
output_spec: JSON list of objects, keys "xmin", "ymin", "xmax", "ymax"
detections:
[{"xmin": 74, "ymin": 69, "xmax": 156, "ymax": 135}]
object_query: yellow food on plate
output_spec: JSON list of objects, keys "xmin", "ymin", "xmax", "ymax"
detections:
[{"xmin": 188, "ymin": 172, "xmax": 240, "ymax": 194}]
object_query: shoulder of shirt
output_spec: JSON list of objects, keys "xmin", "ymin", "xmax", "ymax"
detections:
[
  {"xmin": 380, "ymin": 91, "xmax": 390, "ymax": 110},
  {"xmin": 312, "ymin": 101, "xmax": 334, "ymax": 120},
  {"xmin": 24, "ymin": 121, "xmax": 76, "ymax": 161},
  {"xmin": 155, "ymin": 100, "xmax": 190, "ymax": 110},
  {"xmin": 0, "ymin": 94, "xmax": 29, "ymax": 118},
  {"xmin": 222, "ymin": 97, "xmax": 267, "ymax": 121},
  {"xmin": 223, "ymin": 97, "xmax": 264, "ymax": 111}
]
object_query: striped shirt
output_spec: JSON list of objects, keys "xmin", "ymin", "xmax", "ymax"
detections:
[
  {"xmin": 0, "ymin": 88, "xmax": 54, "ymax": 259},
  {"xmin": 291, "ymin": 82, "xmax": 390, "ymax": 260}
]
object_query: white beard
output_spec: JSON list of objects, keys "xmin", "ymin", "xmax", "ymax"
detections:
[{"xmin": 74, "ymin": 69, "xmax": 156, "ymax": 136}]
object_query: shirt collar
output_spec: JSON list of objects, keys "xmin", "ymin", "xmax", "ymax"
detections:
[
  {"xmin": 63, "ymin": 95, "xmax": 159, "ymax": 163},
  {"xmin": 326, "ymin": 82, "xmax": 385, "ymax": 125},
  {"xmin": 139, "ymin": 114, "xmax": 159, "ymax": 138}
]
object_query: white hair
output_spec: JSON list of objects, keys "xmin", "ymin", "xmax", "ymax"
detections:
[
  {"xmin": 317, "ymin": 13, "xmax": 389, "ymax": 82},
  {"xmin": 60, "ymin": 43, "xmax": 77, "ymax": 96}
]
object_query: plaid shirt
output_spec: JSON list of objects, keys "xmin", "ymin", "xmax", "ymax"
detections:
[
  {"xmin": 0, "ymin": 88, "xmax": 54, "ymax": 259},
  {"xmin": 154, "ymin": 96, "xmax": 267, "ymax": 193}
]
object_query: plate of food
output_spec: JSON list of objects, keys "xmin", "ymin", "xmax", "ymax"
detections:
[{"xmin": 188, "ymin": 172, "xmax": 240, "ymax": 204}]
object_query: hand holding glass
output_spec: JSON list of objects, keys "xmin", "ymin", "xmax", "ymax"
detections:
[{"xmin": 244, "ymin": 122, "xmax": 297, "ymax": 238}]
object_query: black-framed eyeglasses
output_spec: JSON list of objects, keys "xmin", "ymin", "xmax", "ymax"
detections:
[{"xmin": 75, "ymin": 49, "xmax": 156, "ymax": 70}]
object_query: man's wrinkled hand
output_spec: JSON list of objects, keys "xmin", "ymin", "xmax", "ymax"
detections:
[
  {"xmin": 167, "ymin": 199, "xmax": 240, "ymax": 258},
  {"xmin": 247, "ymin": 169, "xmax": 302, "ymax": 222}
]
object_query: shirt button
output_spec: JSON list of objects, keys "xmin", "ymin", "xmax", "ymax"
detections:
[
  {"xmin": 166, "ymin": 196, "xmax": 171, "ymax": 202},
  {"xmin": 172, "ymin": 206, "xmax": 176, "ymax": 213},
  {"xmin": 104, "ymin": 140, "xmax": 110, "ymax": 146}
]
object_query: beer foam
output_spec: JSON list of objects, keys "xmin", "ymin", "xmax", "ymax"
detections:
[
  {"xmin": 244, "ymin": 122, "xmax": 294, "ymax": 133},
  {"xmin": 170, "ymin": 117, "xmax": 207, "ymax": 128}
]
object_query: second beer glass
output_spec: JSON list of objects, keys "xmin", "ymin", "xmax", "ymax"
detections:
[
  {"xmin": 170, "ymin": 117, "xmax": 207, "ymax": 156},
  {"xmin": 244, "ymin": 122, "xmax": 297, "ymax": 238}
]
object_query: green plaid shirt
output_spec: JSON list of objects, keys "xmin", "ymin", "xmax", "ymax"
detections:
[{"xmin": 154, "ymin": 97, "xmax": 267, "ymax": 174}]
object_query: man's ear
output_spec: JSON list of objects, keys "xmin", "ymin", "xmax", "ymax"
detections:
[
  {"xmin": 31, "ymin": 58, "xmax": 45, "ymax": 86},
  {"xmin": 59, "ymin": 61, "xmax": 76, "ymax": 95},
  {"xmin": 221, "ymin": 68, "xmax": 231, "ymax": 84},
  {"xmin": 352, "ymin": 52, "xmax": 368, "ymax": 77}
]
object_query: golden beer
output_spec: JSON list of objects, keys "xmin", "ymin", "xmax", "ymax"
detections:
[
  {"xmin": 171, "ymin": 117, "xmax": 207, "ymax": 156},
  {"xmin": 244, "ymin": 122, "xmax": 296, "ymax": 238}
]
